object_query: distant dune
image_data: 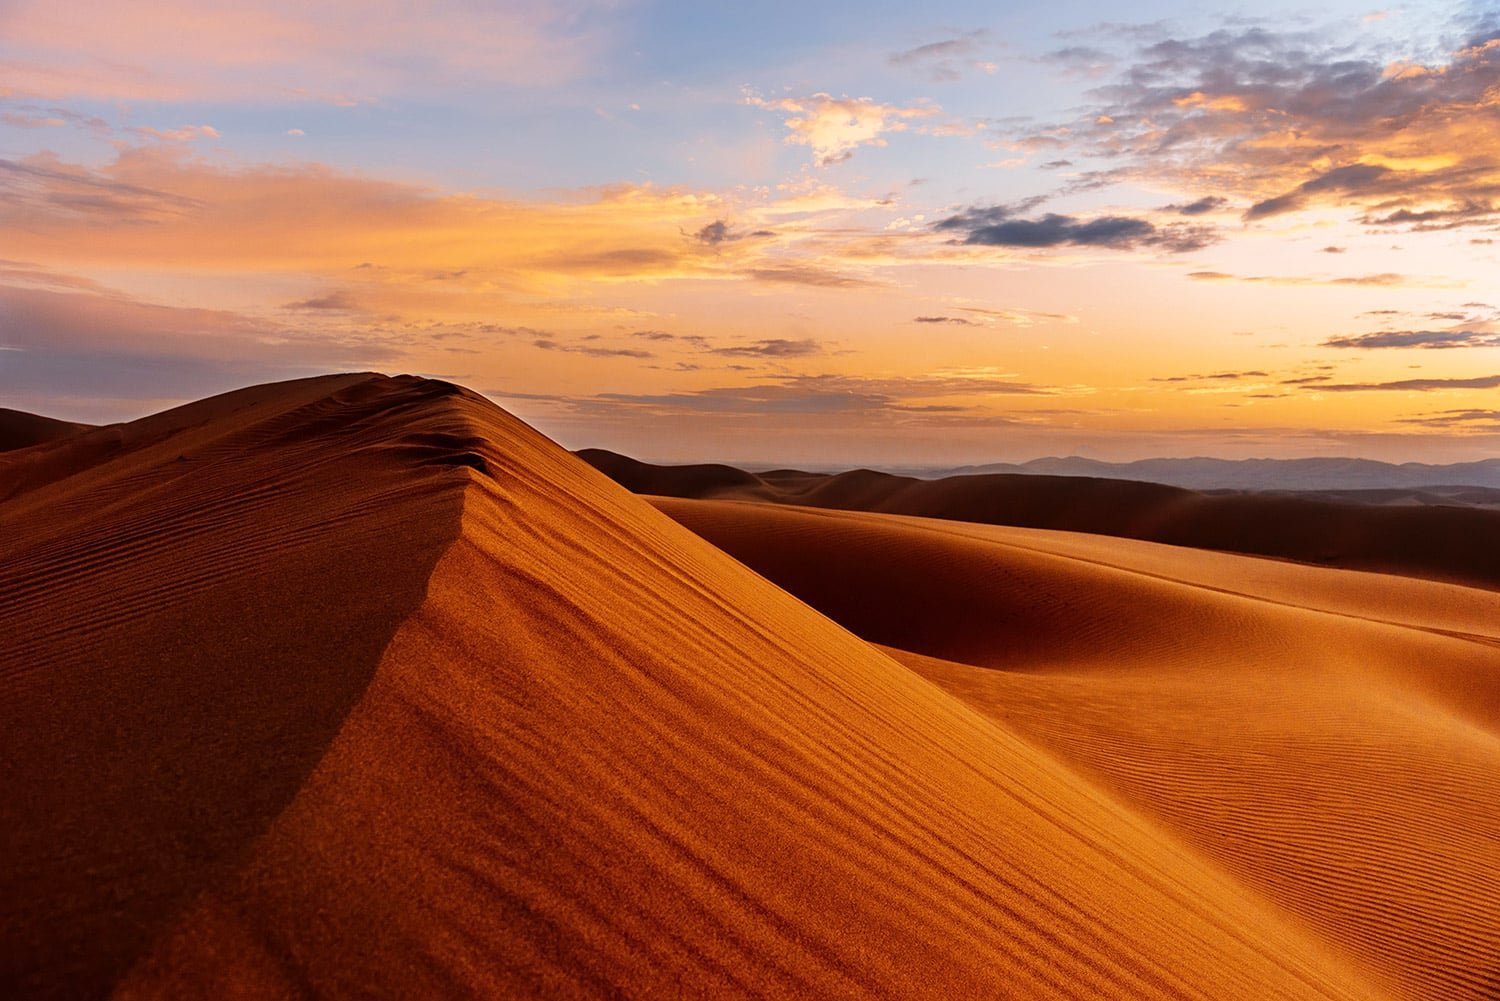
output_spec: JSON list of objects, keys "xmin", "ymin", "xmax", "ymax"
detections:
[
  {"xmin": 3, "ymin": 376, "xmax": 1494, "ymax": 997},
  {"xmin": 579, "ymin": 448, "xmax": 1500, "ymax": 590},
  {"xmin": 0, "ymin": 409, "xmax": 94, "ymax": 453},
  {"xmin": 941, "ymin": 454, "xmax": 1500, "ymax": 491}
]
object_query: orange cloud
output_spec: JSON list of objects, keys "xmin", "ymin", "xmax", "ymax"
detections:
[
  {"xmin": 0, "ymin": 148, "xmax": 731, "ymax": 290},
  {"xmin": 1043, "ymin": 25, "xmax": 1500, "ymax": 231},
  {"xmin": 0, "ymin": 145, "xmax": 930, "ymax": 335},
  {"xmin": 746, "ymin": 92, "xmax": 939, "ymax": 166}
]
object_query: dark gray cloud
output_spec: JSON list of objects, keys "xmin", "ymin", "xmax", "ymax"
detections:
[
  {"xmin": 1151, "ymin": 369, "xmax": 1269, "ymax": 382},
  {"xmin": 690, "ymin": 220, "xmax": 772, "ymax": 246},
  {"xmin": 1280, "ymin": 374, "xmax": 1332, "ymax": 385},
  {"xmin": 1323, "ymin": 329, "xmax": 1500, "ymax": 349},
  {"xmin": 935, "ymin": 206, "xmax": 1216, "ymax": 252},
  {"xmin": 532, "ymin": 338, "xmax": 653, "ymax": 359},
  {"xmin": 709, "ymin": 338, "xmax": 821, "ymax": 358},
  {"xmin": 1164, "ymin": 195, "xmax": 1227, "ymax": 215},
  {"xmin": 1313, "ymin": 374, "xmax": 1500, "ymax": 392},
  {"xmin": 1396, "ymin": 408, "xmax": 1500, "ymax": 429},
  {"xmin": 694, "ymin": 220, "xmax": 733, "ymax": 244},
  {"xmin": 914, "ymin": 316, "xmax": 977, "ymax": 325},
  {"xmin": 284, "ymin": 290, "xmax": 358, "ymax": 311},
  {"xmin": 1247, "ymin": 163, "xmax": 1394, "ymax": 220}
]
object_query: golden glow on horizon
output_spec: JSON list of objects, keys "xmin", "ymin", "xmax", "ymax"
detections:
[{"xmin": 2, "ymin": 2, "xmax": 1498, "ymax": 463}]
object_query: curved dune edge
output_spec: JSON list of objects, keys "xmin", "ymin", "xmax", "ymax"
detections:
[
  {"xmin": 654, "ymin": 496, "xmax": 1500, "ymax": 1001},
  {"xmin": 105, "ymin": 384, "xmax": 1386, "ymax": 998}
]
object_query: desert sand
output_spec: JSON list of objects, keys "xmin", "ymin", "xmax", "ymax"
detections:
[
  {"xmin": 581, "ymin": 448, "xmax": 1500, "ymax": 589},
  {"xmin": 656, "ymin": 497, "xmax": 1500, "ymax": 1001},
  {"xmin": 2, "ymin": 374, "xmax": 1493, "ymax": 998}
]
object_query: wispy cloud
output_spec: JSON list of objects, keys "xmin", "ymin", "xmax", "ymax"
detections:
[
  {"xmin": 1151, "ymin": 370, "xmax": 1269, "ymax": 382},
  {"xmin": 533, "ymin": 338, "xmax": 653, "ymax": 359},
  {"xmin": 889, "ymin": 30, "xmax": 991, "ymax": 81},
  {"xmin": 709, "ymin": 338, "xmax": 822, "ymax": 358},
  {"xmin": 1397, "ymin": 408, "xmax": 1500, "ymax": 429},
  {"xmin": 127, "ymin": 124, "xmax": 220, "ymax": 143},
  {"xmin": 1323, "ymin": 329, "xmax": 1500, "ymax": 349},
  {"xmin": 1187, "ymin": 270, "xmax": 1428, "ymax": 287},
  {"xmin": 1314, "ymin": 374, "xmax": 1500, "ymax": 392},
  {"xmin": 588, "ymin": 370, "xmax": 1074, "ymax": 415},
  {"xmin": 743, "ymin": 265, "xmax": 880, "ymax": 288}
]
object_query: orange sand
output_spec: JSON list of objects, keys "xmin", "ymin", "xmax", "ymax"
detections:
[
  {"xmin": 657, "ymin": 497, "xmax": 1500, "ymax": 1001},
  {"xmin": 2, "ymin": 375, "xmax": 1479, "ymax": 997}
]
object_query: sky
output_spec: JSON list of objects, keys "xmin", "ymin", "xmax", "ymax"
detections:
[{"xmin": 2, "ymin": 0, "xmax": 1498, "ymax": 465}]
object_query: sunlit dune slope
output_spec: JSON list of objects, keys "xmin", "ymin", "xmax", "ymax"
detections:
[
  {"xmin": 655, "ymin": 496, "xmax": 1500, "ymax": 1001},
  {"xmin": 581, "ymin": 449, "xmax": 1500, "ymax": 589},
  {"xmin": 0, "ymin": 409, "xmax": 95, "ymax": 454},
  {"xmin": 1, "ymin": 376, "xmax": 1380, "ymax": 999}
]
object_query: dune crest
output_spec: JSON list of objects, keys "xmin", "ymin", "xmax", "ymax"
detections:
[{"xmin": 2, "ymin": 376, "xmax": 1381, "ymax": 998}]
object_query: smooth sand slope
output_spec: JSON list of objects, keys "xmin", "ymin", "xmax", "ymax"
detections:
[
  {"xmin": 581, "ymin": 448, "xmax": 1500, "ymax": 589},
  {"xmin": 0, "ymin": 375, "xmax": 1384, "ymax": 999},
  {"xmin": 657, "ymin": 497, "xmax": 1500, "ymax": 1001}
]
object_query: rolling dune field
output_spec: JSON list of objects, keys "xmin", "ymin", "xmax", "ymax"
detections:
[{"xmin": 2, "ymin": 376, "xmax": 1492, "ymax": 998}]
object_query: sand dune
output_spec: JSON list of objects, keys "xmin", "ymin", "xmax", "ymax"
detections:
[
  {"xmin": 582, "ymin": 448, "xmax": 1500, "ymax": 589},
  {"xmin": 0, "ymin": 409, "xmax": 94, "ymax": 453},
  {"xmin": 0, "ymin": 375, "xmax": 1390, "ymax": 998},
  {"xmin": 657, "ymin": 496, "xmax": 1500, "ymax": 1001}
]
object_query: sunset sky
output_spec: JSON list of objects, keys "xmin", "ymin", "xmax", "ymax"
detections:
[{"xmin": 3, "ymin": 0, "xmax": 1498, "ymax": 464}]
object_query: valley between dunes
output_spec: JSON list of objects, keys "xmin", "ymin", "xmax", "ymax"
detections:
[{"xmin": 2, "ymin": 374, "xmax": 1496, "ymax": 999}]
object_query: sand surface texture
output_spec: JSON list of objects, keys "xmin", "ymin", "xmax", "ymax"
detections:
[
  {"xmin": 657, "ymin": 497, "xmax": 1500, "ymax": 1001},
  {"xmin": 0, "ymin": 374, "xmax": 1470, "ymax": 997}
]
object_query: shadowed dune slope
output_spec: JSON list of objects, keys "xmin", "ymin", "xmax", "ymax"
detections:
[
  {"xmin": 0, "ymin": 374, "xmax": 471, "ymax": 996},
  {"xmin": 655, "ymin": 497, "xmax": 1500, "ymax": 1001},
  {"xmin": 0, "ymin": 409, "xmax": 95, "ymax": 453},
  {"xmin": 1, "ymin": 376, "xmax": 1384, "ymax": 998},
  {"xmin": 581, "ymin": 449, "xmax": 1500, "ymax": 589}
]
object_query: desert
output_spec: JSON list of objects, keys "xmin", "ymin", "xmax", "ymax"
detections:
[
  {"xmin": 3, "ymin": 374, "xmax": 1498, "ymax": 998},
  {"xmin": 6, "ymin": 0, "xmax": 1499, "ymax": 995}
]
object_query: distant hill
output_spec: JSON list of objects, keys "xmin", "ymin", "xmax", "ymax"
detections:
[
  {"xmin": 939, "ymin": 455, "xmax": 1500, "ymax": 491},
  {"xmin": 578, "ymin": 448, "xmax": 1500, "ymax": 590},
  {"xmin": 0, "ymin": 408, "xmax": 95, "ymax": 453}
]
